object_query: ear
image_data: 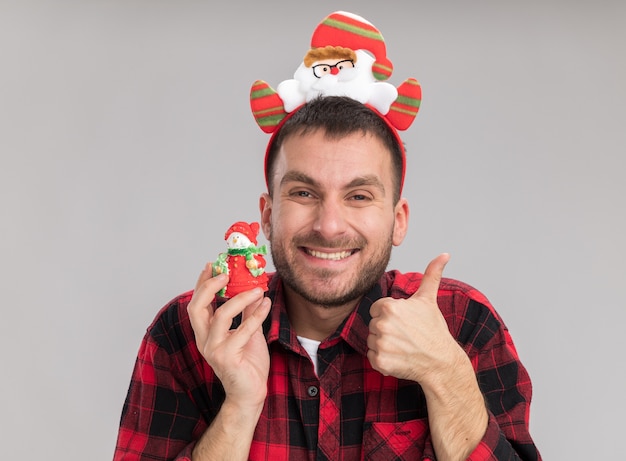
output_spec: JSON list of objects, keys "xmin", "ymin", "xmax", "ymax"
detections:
[
  {"xmin": 392, "ymin": 198, "xmax": 409, "ymax": 246},
  {"xmin": 259, "ymin": 193, "xmax": 273, "ymax": 238}
]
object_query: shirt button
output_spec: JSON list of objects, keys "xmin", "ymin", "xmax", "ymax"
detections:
[{"xmin": 307, "ymin": 386, "xmax": 318, "ymax": 397}]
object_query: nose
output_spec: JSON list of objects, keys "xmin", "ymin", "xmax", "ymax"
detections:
[
  {"xmin": 312, "ymin": 199, "xmax": 348, "ymax": 239},
  {"xmin": 330, "ymin": 67, "xmax": 339, "ymax": 75}
]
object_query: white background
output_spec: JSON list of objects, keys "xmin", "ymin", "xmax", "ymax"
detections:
[{"xmin": 1, "ymin": 1, "xmax": 624, "ymax": 459}]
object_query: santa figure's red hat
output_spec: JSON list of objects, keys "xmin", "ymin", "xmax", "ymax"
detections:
[
  {"xmin": 224, "ymin": 221, "xmax": 259, "ymax": 245},
  {"xmin": 310, "ymin": 11, "xmax": 393, "ymax": 81}
]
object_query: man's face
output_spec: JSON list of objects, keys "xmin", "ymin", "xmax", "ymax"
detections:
[{"xmin": 260, "ymin": 129, "xmax": 408, "ymax": 308}]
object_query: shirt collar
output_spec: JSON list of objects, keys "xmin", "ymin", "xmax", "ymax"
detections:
[{"xmin": 263, "ymin": 273, "xmax": 389, "ymax": 357}]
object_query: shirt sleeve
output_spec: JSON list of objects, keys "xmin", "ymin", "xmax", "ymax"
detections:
[
  {"xmin": 113, "ymin": 336, "xmax": 204, "ymax": 461},
  {"xmin": 466, "ymin": 411, "xmax": 538, "ymax": 461},
  {"xmin": 113, "ymin": 317, "xmax": 209, "ymax": 461},
  {"xmin": 455, "ymin": 298, "xmax": 542, "ymax": 461}
]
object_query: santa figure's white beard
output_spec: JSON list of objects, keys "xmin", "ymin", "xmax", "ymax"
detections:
[
  {"xmin": 276, "ymin": 50, "xmax": 398, "ymax": 115},
  {"xmin": 303, "ymin": 69, "xmax": 372, "ymax": 103}
]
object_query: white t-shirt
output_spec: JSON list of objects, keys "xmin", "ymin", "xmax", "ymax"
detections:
[{"xmin": 297, "ymin": 336, "xmax": 321, "ymax": 376}]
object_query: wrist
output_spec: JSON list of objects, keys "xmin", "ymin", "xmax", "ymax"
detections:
[
  {"xmin": 191, "ymin": 396, "xmax": 265, "ymax": 461},
  {"xmin": 420, "ymin": 343, "xmax": 475, "ymax": 397},
  {"xmin": 221, "ymin": 396, "xmax": 265, "ymax": 424}
]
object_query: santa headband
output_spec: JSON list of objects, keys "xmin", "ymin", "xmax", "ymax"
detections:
[{"xmin": 250, "ymin": 11, "xmax": 422, "ymax": 192}]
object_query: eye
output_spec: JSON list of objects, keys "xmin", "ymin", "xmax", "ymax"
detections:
[
  {"xmin": 312, "ymin": 64, "xmax": 332, "ymax": 78},
  {"xmin": 336, "ymin": 60, "xmax": 354, "ymax": 70},
  {"xmin": 288, "ymin": 189, "xmax": 316, "ymax": 201},
  {"xmin": 347, "ymin": 191, "xmax": 374, "ymax": 205}
]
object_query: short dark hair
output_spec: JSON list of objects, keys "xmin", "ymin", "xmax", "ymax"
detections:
[{"xmin": 265, "ymin": 96, "xmax": 405, "ymax": 203}]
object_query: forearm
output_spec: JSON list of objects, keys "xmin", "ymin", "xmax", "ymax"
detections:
[
  {"xmin": 421, "ymin": 348, "xmax": 489, "ymax": 461},
  {"xmin": 192, "ymin": 398, "xmax": 263, "ymax": 461}
]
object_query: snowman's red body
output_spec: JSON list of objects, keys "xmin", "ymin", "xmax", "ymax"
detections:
[{"xmin": 223, "ymin": 252, "xmax": 268, "ymax": 298}]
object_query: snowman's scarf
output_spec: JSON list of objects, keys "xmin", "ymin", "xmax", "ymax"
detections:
[
  {"xmin": 214, "ymin": 245, "xmax": 267, "ymax": 277},
  {"xmin": 227, "ymin": 245, "xmax": 267, "ymax": 259}
]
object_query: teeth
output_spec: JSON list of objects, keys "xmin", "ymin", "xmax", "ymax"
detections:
[{"xmin": 307, "ymin": 249, "xmax": 352, "ymax": 260}]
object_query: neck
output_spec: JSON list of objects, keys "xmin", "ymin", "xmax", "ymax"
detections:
[{"xmin": 283, "ymin": 285, "xmax": 359, "ymax": 341}]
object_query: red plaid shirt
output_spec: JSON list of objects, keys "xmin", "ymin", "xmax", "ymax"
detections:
[{"xmin": 114, "ymin": 271, "xmax": 541, "ymax": 460}]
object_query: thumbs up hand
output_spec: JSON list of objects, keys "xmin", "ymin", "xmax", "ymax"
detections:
[
  {"xmin": 368, "ymin": 254, "xmax": 490, "ymax": 458},
  {"xmin": 367, "ymin": 253, "xmax": 461, "ymax": 383}
]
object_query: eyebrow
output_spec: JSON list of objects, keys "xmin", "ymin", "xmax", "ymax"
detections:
[
  {"xmin": 345, "ymin": 175, "xmax": 386, "ymax": 195},
  {"xmin": 280, "ymin": 171, "xmax": 386, "ymax": 196},
  {"xmin": 280, "ymin": 171, "xmax": 320, "ymax": 188}
]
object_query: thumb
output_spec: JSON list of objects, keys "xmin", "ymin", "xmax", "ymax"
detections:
[{"xmin": 412, "ymin": 253, "xmax": 450, "ymax": 301}]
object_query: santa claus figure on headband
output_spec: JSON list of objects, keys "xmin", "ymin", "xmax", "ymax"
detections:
[
  {"xmin": 277, "ymin": 46, "xmax": 398, "ymax": 115},
  {"xmin": 250, "ymin": 10, "xmax": 422, "ymax": 133}
]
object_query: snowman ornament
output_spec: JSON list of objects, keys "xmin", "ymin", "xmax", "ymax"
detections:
[{"xmin": 212, "ymin": 221, "xmax": 269, "ymax": 298}]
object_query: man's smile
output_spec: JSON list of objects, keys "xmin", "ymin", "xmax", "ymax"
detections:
[{"xmin": 302, "ymin": 248, "xmax": 358, "ymax": 261}]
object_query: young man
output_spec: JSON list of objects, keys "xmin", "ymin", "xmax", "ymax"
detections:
[{"xmin": 114, "ymin": 96, "xmax": 541, "ymax": 460}]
